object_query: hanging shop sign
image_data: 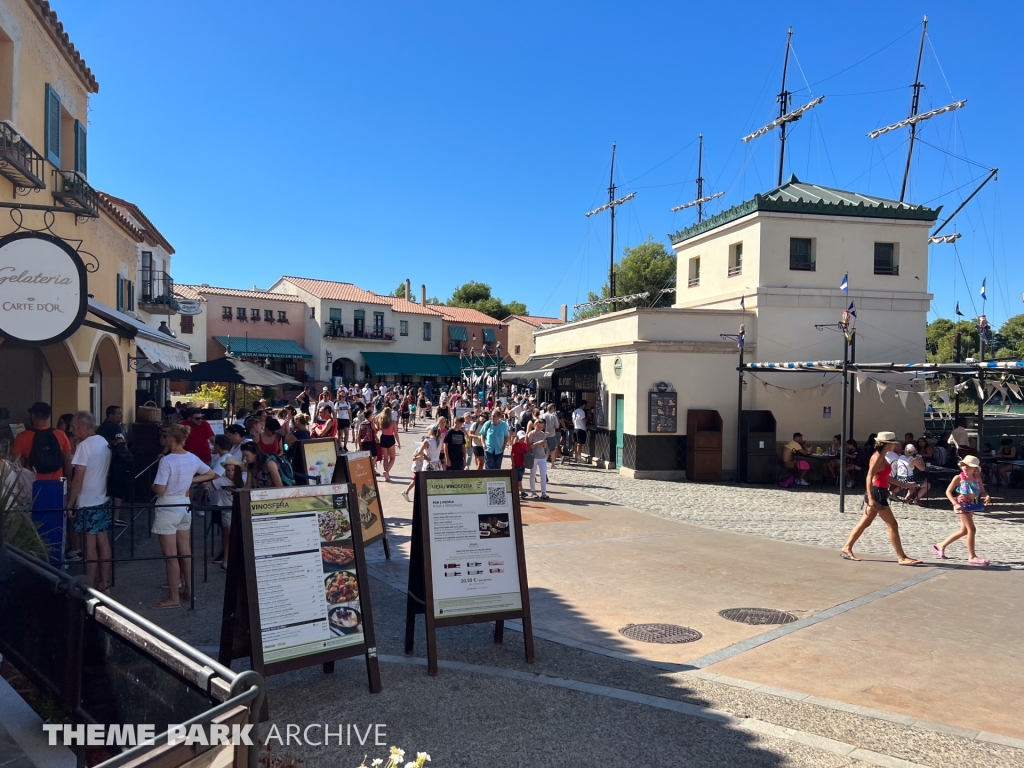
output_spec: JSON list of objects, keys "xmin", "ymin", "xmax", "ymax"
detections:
[
  {"xmin": 405, "ymin": 471, "xmax": 534, "ymax": 675},
  {"xmin": 218, "ymin": 484, "xmax": 382, "ymax": 690},
  {"xmin": 333, "ymin": 450, "xmax": 391, "ymax": 556},
  {"xmin": 176, "ymin": 299, "xmax": 203, "ymax": 316},
  {"xmin": 0, "ymin": 232, "xmax": 88, "ymax": 345}
]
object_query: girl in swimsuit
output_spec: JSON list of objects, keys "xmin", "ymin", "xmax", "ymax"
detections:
[
  {"xmin": 933, "ymin": 455, "xmax": 990, "ymax": 565},
  {"xmin": 841, "ymin": 431, "xmax": 921, "ymax": 565}
]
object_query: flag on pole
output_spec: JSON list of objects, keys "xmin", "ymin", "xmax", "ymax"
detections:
[
  {"xmin": 840, "ymin": 274, "xmax": 849, "ymax": 293},
  {"xmin": 738, "ymin": 324, "xmax": 745, "ymax": 349},
  {"xmin": 955, "ymin": 302, "xmax": 964, "ymax": 317},
  {"xmin": 980, "ymin": 278, "xmax": 987, "ymax": 301},
  {"xmin": 848, "ymin": 301, "xmax": 856, "ymax": 318}
]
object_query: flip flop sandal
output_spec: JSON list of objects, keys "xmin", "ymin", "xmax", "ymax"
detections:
[
  {"xmin": 931, "ymin": 545, "xmax": 947, "ymax": 559},
  {"xmin": 967, "ymin": 558, "xmax": 990, "ymax": 566},
  {"xmin": 840, "ymin": 552, "xmax": 857, "ymax": 561},
  {"xmin": 150, "ymin": 601, "xmax": 181, "ymax": 609}
]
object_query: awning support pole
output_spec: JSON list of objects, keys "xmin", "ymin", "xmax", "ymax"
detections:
[
  {"xmin": 839, "ymin": 335, "xmax": 849, "ymax": 514},
  {"xmin": 736, "ymin": 340, "xmax": 744, "ymax": 483}
]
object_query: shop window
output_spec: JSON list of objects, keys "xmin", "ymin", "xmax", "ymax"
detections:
[
  {"xmin": 180, "ymin": 315, "xmax": 194, "ymax": 334},
  {"xmin": 423, "ymin": 322, "xmax": 432, "ymax": 341},
  {"xmin": 790, "ymin": 238, "xmax": 815, "ymax": 271},
  {"xmin": 400, "ymin": 320, "xmax": 408, "ymax": 336},
  {"xmin": 729, "ymin": 242, "xmax": 743, "ymax": 277},
  {"xmin": 874, "ymin": 242, "xmax": 898, "ymax": 275},
  {"xmin": 688, "ymin": 257, "xmax": 700, "ymax": 287}
]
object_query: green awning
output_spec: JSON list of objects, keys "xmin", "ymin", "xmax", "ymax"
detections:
[
  {"xmin": 483, "ymin": 328, "xmax": 496, "ymax": 343},
  {"xmin": 213, "ymin": 336, "xmax": 313, "ymax": 359},
  {"xmin": 361, "ymin": 351, "xmax": 402, "ymax": 376},
  {"xmin": 449, "ymin": 326, "xmax": 468, "ymax": 341}
]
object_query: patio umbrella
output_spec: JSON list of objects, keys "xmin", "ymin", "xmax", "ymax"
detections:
[{"xmin": 156, "ymin": 356, "xmax": 300, "ymax": 387}]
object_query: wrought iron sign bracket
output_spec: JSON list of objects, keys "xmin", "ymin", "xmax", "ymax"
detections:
[{"xmin": 4, "ymin": 209, "xmax": 99, "ymax": 271}]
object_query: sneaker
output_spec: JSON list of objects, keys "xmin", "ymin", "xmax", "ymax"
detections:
[
  {"xmin": 539, "ymin": 493, "xmax": 551, "ymax": 500},
  {"xmin": 401, "ymin": 490, "xmax": 411, "ymax": 502},
  {"xmin": 846, "ymin": 479, "xmax": 854, "ymax": 488},
  {"xmin": 520, "ymin": 491, "xmax": 530, "ymax": 500},
  {"xmin": 65, "ymin": 551, "xmax": 82, "ymax": 562},
  {"xmin": 213, "ymin": 552, "xmax": 225, "ymax": 564},
  {"xmin": 114, "ymin": 518, "xmax": 129, "ymax": 528},
  {"xmin": 796, "ymin": 479, "xmax": 810, "ymax": 487}
]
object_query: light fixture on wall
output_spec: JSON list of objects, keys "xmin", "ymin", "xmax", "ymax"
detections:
[{"xmin": 325, "ymin": 350, "xmax": 333, "ymax": 372}]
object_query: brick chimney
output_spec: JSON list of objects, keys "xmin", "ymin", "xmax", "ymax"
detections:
[
  {"xmin": 560, "ymin": 304, "xmax": 568, "ymax": 323},
  {"xmin": 405, "ymin": 278, "xmax": 412, "ymax": 301},
  {"xmin": 421, "ymin": 284, "xmax": 427, "ymax": 305}
]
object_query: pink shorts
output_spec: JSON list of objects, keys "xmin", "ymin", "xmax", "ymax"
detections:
[{"xmin": 796, "ymin": 460, "xmax": 811, "ymax": 471}]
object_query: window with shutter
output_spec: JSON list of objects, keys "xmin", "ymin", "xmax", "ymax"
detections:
[
  {"xmin": 74, "ymin": 120, "xmax": 87, "ymax": 176},
  {"xmin": 180, "ymin": 315, "xmax": 194, "ymax": 334},
  {"xmin": 127, "ymin": 281, "xmax": 135, "ymax": 311},
  {"xmin": 45, "ymin": 85, "xmax": 60, "ymax": 166},
  {"xmin": 116, "ymin": 275, "xmax": 123, "ymax": 311}
]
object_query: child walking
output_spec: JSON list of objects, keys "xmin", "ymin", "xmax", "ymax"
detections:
[
  {"xmin": 511, "ymin": 430, "xmax": 528, "ymax": 499},
  {"xmin": 934, "ymin": 454, "xmax": 990, "ymax": 565}
]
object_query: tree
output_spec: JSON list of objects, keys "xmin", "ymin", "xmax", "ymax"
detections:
[
  {"xmin": 389, "ymin": 283, "xmax": 407, "ymax": 299},
  {"xmin": 926, "ymin": 318, "xmax": 980, "ymax": 363},
  {"xmin": 996, "ymin": 314, "xmax": 1024, "ymax": 359},
  {"xmin": 447, "ymin": 281, "xmax": 527, "ymax": 320},
  {"xmin": 574, "ymin": 238, "xmax": 676, "ymax": 320}
]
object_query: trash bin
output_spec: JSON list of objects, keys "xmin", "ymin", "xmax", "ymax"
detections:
[
  {"xmin": 740, "ymin": 410, "xmax": 777, "ymax": 483},
  {"xmin": 686, "ymin": 410, "xmax": 723, "ymax": 481}
]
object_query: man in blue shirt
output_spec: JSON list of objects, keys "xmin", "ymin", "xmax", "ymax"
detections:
[{"xmin": 479, "ymin": 409, "xmax": 511, "ymax": 470}]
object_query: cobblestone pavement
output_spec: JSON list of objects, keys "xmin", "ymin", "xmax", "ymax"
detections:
[{"xmin": 551, "ymin": 462, "xmax": 1024, "ymax": 568}]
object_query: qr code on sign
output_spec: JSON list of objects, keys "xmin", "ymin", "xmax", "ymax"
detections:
[{"xmin": 486, "ymin": 482, "xmax": 507, "ymax": 507}]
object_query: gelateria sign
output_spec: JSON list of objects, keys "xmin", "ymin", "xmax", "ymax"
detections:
[{"xmin": 0, "ymin": 232, "xmax": 88, "ymax": 345}]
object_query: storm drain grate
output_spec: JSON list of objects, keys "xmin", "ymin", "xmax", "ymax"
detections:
[
  {"xmin": 718, "ymin": 608, "xmax": 798, "ymax": 626},
  {"xmin": 619, "ymin": 623, "xmax": 703, "ymax": 644}
]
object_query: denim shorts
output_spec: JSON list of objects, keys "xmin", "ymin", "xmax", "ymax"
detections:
[{"xmin": 73, "ymin": 503, "xmax": 112, "ymax": 535}]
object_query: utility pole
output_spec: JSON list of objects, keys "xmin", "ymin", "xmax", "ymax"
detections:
[
  {"xmin": 584, "ymin": 143, "xmax": 635, "ymax": 313},
  {"xmin": 776, "ymin": 26, "xmax": 793, "ymax": 186},
  {"xmin": 900, "ymin": 16, "xmax": 928, "ymax": 201},
  {"xmin": 696, "ymin": 133, "xmax": 705, "ymax": 223}
]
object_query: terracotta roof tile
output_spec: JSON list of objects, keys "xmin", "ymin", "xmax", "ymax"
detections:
[
  {"xmin": 94, "ymin": 193, "xmax": 144, "ymax": 242},
  {"xmin": 28, "ymin": 1, "xmax": 99, "ymax": 93},
  {"xmin": 505, "ymin": 314, "xmax": 564, "ymax": 328},
  {"xmin": 433, "ymin": 305, "xmax": 502, "ymax": 326},
  {"xmin": 98, "ymin": 192, "xmax": 174, "ymax": 254},
  {"xmin": 281, "ymin": 277, "xmax": 393, "ymax": 305},
  {"xmin": 176, "ymin": 284, "xmax": 307, "ymax": 304},
  {"xmin": 173, "ymin": 284, "xmax": 202, "ymax": 301},
  {"xmin": 386, "ymin": 297, "xmax": 443, "ymax": 316}
]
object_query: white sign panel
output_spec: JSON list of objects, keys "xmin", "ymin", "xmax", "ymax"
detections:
[
  {"xmin": 425, "ymin": 477, "xmax": 522, "ymax": 618},
  {"xmin": 0, "ymin": 232, "xmax": 87, "ymax": 344},
  {"xmin": 247, "ymin": 484, "xmax": 365, "ymax": 663},
  {"xmin": 176, "ymin": 299, "xmax": 203, "ymax": 316}
]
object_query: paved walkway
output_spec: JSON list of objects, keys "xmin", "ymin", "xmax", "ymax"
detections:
[{"xmin": 92, "ymin": 422, "xmax": 1023, "ymax": 767}]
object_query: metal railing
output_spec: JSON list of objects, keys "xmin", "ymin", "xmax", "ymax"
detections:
[
  {"xmin": 728, "ymin": 265, "xmax": 742, "ymax": 277},
  {"xmin": 0, "ymin": 544, "xmax": 265, "ymax": 768},
  {"xmin": 0, "ymin": 121, "xmax": 45, "ymax": 192},
  {"xmin": 140, "ymin": 269, "xmax": 175, "ymax": 305},
  {"xmin": 324, "ymin": 322, "xmax": 395, "ymax": 340},
  {"xmin": 789, "ymin": 260, "xmax": 816, "ymax": 271},
  {"xmin": 874, "ymin": 264, "xmax": 899, "ymax": 276},
  {"xmin": 687, "ymin": 277, "xmax": 700, "ymax": 287},
  {"xmin": 51, "ymin": 169, "xmax": 99, "ymax": 217}
]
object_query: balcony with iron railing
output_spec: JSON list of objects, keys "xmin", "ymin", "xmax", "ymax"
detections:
[
  {"xmin": 324, "ymin": 322, "xmax": 395, "ymax": 340},
  {"xmin": 0, "ymin": 121, "xmax": 46, "ymax": 194},
  {"xmin": 139, "ymin": 270, "xmax": 178, "ymax": 314},
  {"xmin": 51, "ymin": 169, "xmax": 99, "ymax": 217}
]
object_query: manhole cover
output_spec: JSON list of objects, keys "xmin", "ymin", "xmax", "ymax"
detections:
[
  {"xmin": 718, "ymin": 608, "xmax": 798, "ymax": 626},
  {"xmin": 619, "ymin": 623, "xmax": 703, "ymax": 644}
]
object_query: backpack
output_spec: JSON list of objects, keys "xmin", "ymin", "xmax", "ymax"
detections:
[
  {"xmin": 266, "ymin": 454, "xmax": 296, "ymax": 486},
  {"xmin": 27, "ymin": 428, "xmax": 63, "ymax": 475},
  {"xmin": 358, "ymin": 420, "xmax": 376, "ymax": 445},
  {"xmin": 107, "ymin": 441, "xmax": 134, "ymax": 495}
]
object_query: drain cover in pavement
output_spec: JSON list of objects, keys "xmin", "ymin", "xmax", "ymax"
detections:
[
  {"xmin": 718, "ymin": 608, "xmax": 798, "ymax": 626},
  {"xmin": 619, "ymin": 623, "xmax": 702, "ymax": 644}
]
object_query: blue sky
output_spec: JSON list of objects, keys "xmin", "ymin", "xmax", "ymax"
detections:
[{"xmin": 57, "ymin": 1, "xmax": 1020, "ymax": 325}]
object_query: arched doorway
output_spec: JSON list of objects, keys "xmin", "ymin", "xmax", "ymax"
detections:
[
  {"xmin": 332, "ymin": 357, "xmax": 356, "ymax": 383},
  {"xmin": 94, "ymin": 335, "xmax": 125, "ymax": 420}
]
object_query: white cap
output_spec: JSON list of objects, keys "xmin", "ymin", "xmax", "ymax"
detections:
[{"xmin": 516, "ymin": 430, "xmax": 527, "ymax": 438}]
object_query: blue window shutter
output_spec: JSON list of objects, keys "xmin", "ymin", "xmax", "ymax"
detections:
[
  {"xmin": 128, "ymin": 281, "xmax": 135, "ymax": 311},
  {"xmin": 116, "ymin": 275, "xmax": 123, "ymax": 310},
  {"xmin": 45, "ymin": 85, "xmax": 61, "ymax": 166},
  {"xmin": 74, "ymin": 120, "xmax": 87, "ymax": 176}
]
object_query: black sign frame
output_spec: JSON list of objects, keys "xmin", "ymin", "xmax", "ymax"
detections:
[
  {"xmin": 332, "ymin": 449, "xmax": 392, "ymax": 557},
  {"xmin": 405, "ymin": 470, "xmax": 535, "ymax": 676},
  {"xmin": 648, "ymin": 391, "xmax": 679, "ymax": 433}
]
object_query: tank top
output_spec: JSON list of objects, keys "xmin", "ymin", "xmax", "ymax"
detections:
[
  {"xmin": 956, "ymin": 472, "xmax": 981, "ymax": 497},
  {"xmin": 873, "ymin": 457, "xmax": 892, "ymax": 488},
  {"xmin": 381, "ymin": 424, "xmax": 396, "ymax": 437},
  {"xmin": 425, "ymin": 438, "xmax": 441, "ymax": 463}
]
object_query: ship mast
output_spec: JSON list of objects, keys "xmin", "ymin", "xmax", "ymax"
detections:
[
  {"xmin": 900, "ymin": 15, "xmax": 928, "ymax": 201},
  {"xmin": 776, "ymin": 26, "xmax": 793, "ymax": 186}
]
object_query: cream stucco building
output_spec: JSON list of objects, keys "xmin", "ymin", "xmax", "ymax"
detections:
[{"xmin": 517, "ymin": 177, "xmax": 939, "ymax": 479}]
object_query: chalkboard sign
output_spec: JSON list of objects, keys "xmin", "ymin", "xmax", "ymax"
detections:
[
  {"xmin": 648, "ymin": 392, "xmax": 678, "ymax": 433},
  {"xmin": 594, "ymin": 383, "xmax": 609, "ymax": 428}
]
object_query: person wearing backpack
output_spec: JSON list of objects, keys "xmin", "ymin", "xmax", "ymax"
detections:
[
  {"xmin": 13, "ymin": 401, "xmax": 73, "ymax": 481},
  {"xmin": 240, "ymin": 441, "xmax": 285, "ymax": 488}
]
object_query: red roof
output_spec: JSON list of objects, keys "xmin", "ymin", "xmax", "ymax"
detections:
[
  {"xmin": 280, "ymin": 277, "xmax": 392, "ymax": 305},
  {"xmin": 175, "ymin": 284, "xmax": 307, "ymax": 303},
  {"xmin": 504, "ymin": 314, "xmax": 563, "ymax": 328},
  {"xmin": 28, "ymin": 1, "xmax": 99, "ymax": 93},
  {"xmin": 98, "ymin": 192, "xmax": 174, "ymax": 254},
  {"xmin": 387, "ymin": 297, "xmax": 442, "ymax": 316},
  {"xmin": 433, "ymin": 305, "xmax": 502, "ymax": 326}
]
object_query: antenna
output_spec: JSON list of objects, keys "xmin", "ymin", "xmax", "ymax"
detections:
[
  {"xmin": 584, "ymin": 142, "xmax": 635, "ymax": 312},
  {"xmin": 739, "ymin": 28, "xmax": 823, "ymax": 184},
  {"xmin": 902, "ymin": 16, "xmax": 927, "ymax": 201},
  {"xmin": 777, "ymin": 26, "xmax": 793, "ymax": 186},
  {"xmin": 670, "ymin": 135, "xmax": 726, "ymax": 215}
]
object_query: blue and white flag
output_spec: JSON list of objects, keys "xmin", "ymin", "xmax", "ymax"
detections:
[
  {"xmin": 848, "ymin": 301, "xmax": 857, "ymax": 318},
  {"xmin": 980, "ymin": 278, "xmax": 987, "ymax": 301},
  {"xmin": 840, "ymin": 274, "xmax": 849, "ymax": 293}
]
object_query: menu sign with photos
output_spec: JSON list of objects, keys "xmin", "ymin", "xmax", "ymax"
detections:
[
  {"xmin": 333, "ymin": 450, "xmax": 391, "ymax": 556},
  {"xmin": 405, "ymin": 470, "xmax": 535, "ymax": 676},
  {"xmin": 293, "ymin": 437, "xmax": 338, "ymax": 486},
  {"xmin": 648, "ymin": 391, "xmax": 678, "ymax": 433},
  {"xmin": 219, "ymin": 484, "xmax": 381, "ymax": 691}
]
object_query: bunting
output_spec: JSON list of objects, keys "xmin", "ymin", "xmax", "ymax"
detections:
[{"xmin": 876, "ymin": 380, "xmax": 888, "ymax": 402}]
